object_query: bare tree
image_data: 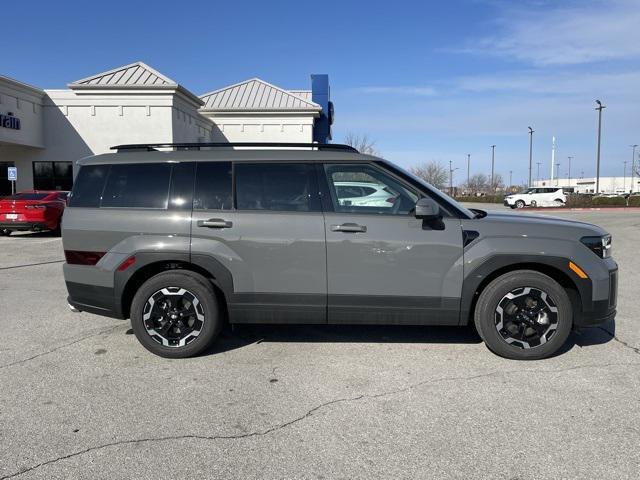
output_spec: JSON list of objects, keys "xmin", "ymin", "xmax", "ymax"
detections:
[
  {"xmin": 344, "ymin": 133, "xmax": 378, "ymax": 156},
  {"xmin": 464, "ymin": 173, "xmax": 489, "ymax": 195},
  {"xmin": 489, "ymin": 173, "xmax": 505, "ymax": 193},
  {"xmin": 409, "ymin": 161, "xmax": 448, "ymax": 190}
]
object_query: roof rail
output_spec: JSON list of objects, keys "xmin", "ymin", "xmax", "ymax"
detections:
[{"xmin": 110, "ymin": 142, "xmax": 359, "ymax": 153}]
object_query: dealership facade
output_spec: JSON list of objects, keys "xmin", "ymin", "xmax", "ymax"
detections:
[{"xmin": 0, "ymin": 62, "xmax": 333, "ymax": 194}]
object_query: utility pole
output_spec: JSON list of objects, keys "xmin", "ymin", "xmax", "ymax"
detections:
[
  {"xmin": 466, "ymin": 154, "xmax": 471, "ymax": 187},
  {"xmin": 449, "ymin": 160, "xmax": 458, "ymax": 196},
  {"xmin": 528, "ymin": 127, "xmax": 534, "ymax": 187},
  {"xmin": 490, "ymin": 145, "xmax": 496, "ymax": 192},
  {"xmin": 567, "ymin": 156, "xmax": 573, "ymax": 186},
  {"xmin": 595, "ymin": 100, "xmax": 605, "ymax": 194},
  {"xmin": 630, "ymin": 144, "xmax": 638, "ymax": 194}
]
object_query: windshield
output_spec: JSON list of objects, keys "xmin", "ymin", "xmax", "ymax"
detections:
[{"xmin": 379, "ymin": 160, "xmax": 475, "ymax": 218}]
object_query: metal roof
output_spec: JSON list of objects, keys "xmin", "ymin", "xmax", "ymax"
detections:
[
  {"xmin": 288, "ymin": 90, "xmax": 312, "ymax": 101},
  {"xmin": 199, "ymin": 78, "xmax": 321, "ymax": 111},
  {"xmin": 69, "ymin": 61, "xmax": 177, "ymax": 88}
]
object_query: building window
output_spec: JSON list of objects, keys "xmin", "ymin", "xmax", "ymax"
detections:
[{"xmin": 32, "ymin": 161, "xmax": 74, "ymax": 191}]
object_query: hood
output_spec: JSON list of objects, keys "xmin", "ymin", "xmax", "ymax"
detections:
[{"xmin": 465, "ymin": 209, "xmax": 608, "ymax": 240}]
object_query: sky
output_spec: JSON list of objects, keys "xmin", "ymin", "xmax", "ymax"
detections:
[{"xmin": 3, "ymin": 0, "xmax": 639, "ymax": 185}]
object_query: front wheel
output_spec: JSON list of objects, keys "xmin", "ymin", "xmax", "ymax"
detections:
[
  {"xmin": 0, "ymin": 229, "xmax": 11, "ymax": 236},
  {"xmin": 130, "ymin": 271, "xmax": 222, "ymax": 358},
  {"xmin": 515, "ymin": 200, "xmax": 525, "ymax": 209},
  {"xmin": 474, "ymin": 270, "xmax": 572, "ymax": 360}
]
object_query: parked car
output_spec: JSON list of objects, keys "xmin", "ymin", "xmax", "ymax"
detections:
[
  {"xmin": 62, "ymin": 143, "xmax": 617, "ymax": 360},
  {"xmin": 504, "ymin": 187, "xmax": 567, "ymax": 208},
  {"xmin": 334, "ymin": 181, "xmax": 395, "ymax": 207},
  {"xmin": 0, "ymin": 191, "xmax": 68, "ymax": 236}
]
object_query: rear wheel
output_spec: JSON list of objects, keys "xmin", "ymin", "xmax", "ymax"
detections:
[
  {"xmin": 474, "ymin": 270, "xmax": 572, "ymax": 360},
  {"xmin": 530, "ymin": 200, "xmax": 537, "ymax": 207},
  {"xmin": 130, "ymin": 271, "xmax": 222, "ymax": 358},
  {"xmin": 515, "ymin": 200, "xmax": 525, "ymax": 209},
  {"xmin": 1, "ymin": 229, "xmax": 12, "ymax": 236}
]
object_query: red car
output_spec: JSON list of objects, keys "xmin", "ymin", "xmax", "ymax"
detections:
[{"xmin": 0, "ymin": 191, "xmax": 69, "ymax": 236}]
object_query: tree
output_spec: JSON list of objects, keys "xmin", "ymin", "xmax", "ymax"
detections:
[
  {"xmin": 409, "ymin": 161, "xmax": 448, "ymax": 190},
  {"xmin": 489, "ymin": 173, "xmax": 505, "ymax": 193},
  {"xmin": 464, "ymin": 173, "xmax": 489, "ymax": 194},
  {"xmin": 344, "ymin": 133, "xmax": 378, "ymax": 156}
]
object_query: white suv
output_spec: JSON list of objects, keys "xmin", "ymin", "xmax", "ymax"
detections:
[
  {"xmin": 334, "ymin": 181, "xmax": 396, "ymax": 207},
  {"xmin": 504, "ymin": 187, "xmax": 566, "ymax": 209}
]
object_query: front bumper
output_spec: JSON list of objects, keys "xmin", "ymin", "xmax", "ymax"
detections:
[{"xmin": 575, "ymin": 267, "xmax": 617, "ymax": 327}]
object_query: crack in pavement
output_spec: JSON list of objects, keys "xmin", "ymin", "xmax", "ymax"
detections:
[
  {"xmin": 0, "ymin": 260, "xmax": 65, "ymax": 271},
  {"xmin": 0, "ymin": 325, "xmax": 123, "ymax": 370},
  {"xmin": 597, "ymin": 326, "xmax": 640, "ymax": 355},
  {"xmin": 2, "ymin": 360, "xmax": 638, "ymax": 479}
]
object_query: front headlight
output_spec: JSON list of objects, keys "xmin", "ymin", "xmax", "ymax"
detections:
[{"xmin": 581, "ymin": 235, "xmax": 612, "ymax": 258}]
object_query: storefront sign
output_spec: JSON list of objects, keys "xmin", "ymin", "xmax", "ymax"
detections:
[{"xmin": 1, "ymin": 112, "xmax": 21, "ymax": 130}]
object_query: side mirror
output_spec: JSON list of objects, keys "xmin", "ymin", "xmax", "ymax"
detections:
[{"xmin": 414, "ymin": 197, "xmax": 441, "ymax": 220}]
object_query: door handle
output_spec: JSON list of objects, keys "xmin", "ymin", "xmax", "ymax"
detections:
[
  {"xmin": 197, "ymin": 218, "xmax": 233, "ymax": 229},
  {"xmin": 331, "ymin": 223, "xmax": 367, "ymax": 233}
]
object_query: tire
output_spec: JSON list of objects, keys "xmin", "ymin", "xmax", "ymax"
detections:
[
  {"xmin": 474, "ymin": 270, "xmax": 572, "ymax": 360},
  {"xmin": 515, "ymin": 200, "xmax": 525, "ymax": 209},
  {"xmin": 530, "ymin": 200, "xmax": 537, "ymax": 208},
  {"xmin": 130, "ymin": 271, "xmax": 222, "ymax": 358},
  {"xmin": 1, "ymin": 229, "xmax": 12, "ymax": 236},
  {"xmin": 553, "ymin": 199, "xmax": 565, "ymax": 207}
]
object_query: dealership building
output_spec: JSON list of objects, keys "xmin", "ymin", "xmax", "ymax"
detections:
[{"xmin": 0, "ymin": 62, "xmax": 333, "ymax": 195}]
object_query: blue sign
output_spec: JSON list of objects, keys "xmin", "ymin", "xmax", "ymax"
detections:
[
  {"xmin": 7, "ymin": 167, "xmax": 17, "ymax": 181},
  {"xmin": 1, "ymin": 112, "xmax": 21, "ymax": 130}
]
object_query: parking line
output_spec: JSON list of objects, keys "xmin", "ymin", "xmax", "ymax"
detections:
[{"xmin": 0, "ymin": 260, "xmax": 64, "ymax": 271}]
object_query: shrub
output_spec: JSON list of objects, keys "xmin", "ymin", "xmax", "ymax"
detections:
[
  {"xmin": 565, "ymin": 195, "xmax": 593, "ymax": 208},
  {"xmin": 455, "ymin": 195, "xmax": 504, "ymax": 204},
  {"xmin": 592, "ymin": 196, "xmax": 626, "ymax": 206},
  {"xmin": 628, "ymin": 195, "xmax": 640, "ymax": 207}
]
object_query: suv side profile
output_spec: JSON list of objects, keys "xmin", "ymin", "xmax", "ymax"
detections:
[
  {"xmin": 504, "ymin": 187, "xmax": 567, "ymax": 208},
  {"xmin": 63, "ymin": 143, "xmax": 617, "ymax": 360}
]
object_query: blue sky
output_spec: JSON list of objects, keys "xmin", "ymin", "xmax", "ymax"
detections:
[{"xmin": 3, "ymin": 0, "xmax": 639, "ymax": 185}]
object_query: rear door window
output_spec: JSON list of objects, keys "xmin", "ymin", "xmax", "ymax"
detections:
[
  {"xmin": 193, "ymin": 162, "xmax": 233, "ymax": 210},
  {"xmin": 101, "ymin": 163, "xmax": 171, "ymax": 208},
  {"xmin": 68, "ymin": 165, "xmax": 109, "ymax": 208},
  {"xmin": 235, "ymin": 163, "xmax": 319, "ymax": 212}
]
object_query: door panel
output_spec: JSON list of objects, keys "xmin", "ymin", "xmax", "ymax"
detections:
[{"xmin": 320, "ymin": 163, "xmax": 464, "ymax": 325}]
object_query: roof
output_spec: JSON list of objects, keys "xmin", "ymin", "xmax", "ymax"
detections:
[
  {"xmin": 288, "ymin": 90, "xmax": 312, "ymax": 101},
  {"xmin": 199, "ymin": 78, "xmax": 321, "ymax": 112},
  {"xmin": 78, "ymin": 148, "xmax": 375, "ymax": 166},
  {"xmin": 69, "ymin": 61, "xmax": 177, "ymax": 88}
]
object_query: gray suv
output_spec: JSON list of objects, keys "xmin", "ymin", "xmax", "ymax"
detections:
[{"xmin": 62, "ymin": 143, "xmax": 617, "ymax": 360}]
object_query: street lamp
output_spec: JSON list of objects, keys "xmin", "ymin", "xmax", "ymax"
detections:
[
  {"xmin": 630, "ymin": 144, "xmax": 638, "ymax": 194},
  {"xmin": 528, "ymin": 127, "xmax": 534, "ymax": 187},
  {"xmin": 623, "ymin": 160, "xmax": 627, "ymax": 192},
  {"xmin": 490, "ymin": 145, "xmax": 496, "ymax": 192},
  {"xmin": 555, "ymin": 162, "xmax": 560, "ymax": 186},
  {"xmin": 595, "ymin": 100, "xmax": 605, "ymax": 194},
  {"xmin": 509, "ymin": 170, "xmax": 513, "ymax": 189},
  {"xmin": 536, "ymin": 162, "xmax": 542, "ymax": 184},
  {"xmin": 466, "ymin": 154, "xmax": 471, "ymax": 187},
  {"xmin": 567, "ymin": 156, "xmax": 573, "ymax": 186}
]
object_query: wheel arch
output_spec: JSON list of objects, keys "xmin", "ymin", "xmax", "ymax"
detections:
[
  {"xmin": 117, "ymin": 253, "xmax": 234, "ymax": 319},
  {"xmin": 460, "ymin": 256, "xmax": 589, "ymax": 327}
]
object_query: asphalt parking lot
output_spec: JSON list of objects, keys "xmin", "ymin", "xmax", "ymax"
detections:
[{"xmin": 1, "ymin": 206, "xmax": 639, "ymax": 480}]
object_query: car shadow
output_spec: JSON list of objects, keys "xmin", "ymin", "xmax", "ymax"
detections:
[
  {"xmin": 201, "ymin": 319, "xmax": 617, "ymax": 358},
  {"xmin": 202, "ymin": 324, "xmax": 483, "ymax": 356},
  {"xmin": 552, "ymin": 318, "xmax": 616, "ymax": 357},
  {"xmin": 4, "ymin": 230, "xmax": 59, "ymax": 239}
]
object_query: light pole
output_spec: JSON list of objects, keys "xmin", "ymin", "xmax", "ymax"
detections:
[
  {"xmin": 509, "ymin": 170, "xmax": 513, "ymax": 189},
  {"xmin": 555, "ymin": 162, "xmax": 560, "ymax": 186},
  {"xmin": 528, "ymin": 127, "xmax": 534, "ymax": 187},
  {"xmin": 630, "ymin": 144, "xmax": 638, "ymax": 194},
  {"xmin": 595, "ymin": 100, "xmax": 605, "ymax": 194},
  {"xmin": 567, "ymin": 156, "xmax": 573, "ymax": 186},
  {"xmin": 490, "ymin": 145, "xmax": 496, "ymax": 192},
  {"xmin": 623, "ymin": 160, "xmax": 627, "ymax": 192},
  {"xmin": 536, "ymin": 162, "xmax": 542, "ymax": 184},
  {"xmin": 449, "ymin": 160, "xmax": 458, "ymax": 196},
  {"xmin": 466, "ymin": 154, "xmax": 471, "ymax": 187}
]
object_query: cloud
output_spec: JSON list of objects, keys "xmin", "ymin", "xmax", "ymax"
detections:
[
  {"xmin": 353, "ymin": 86, "xmax": 437, "ymax": 96},
  {"xmin": 464, "ymin": 0, "xmax": 640, "ymax": 66}
]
